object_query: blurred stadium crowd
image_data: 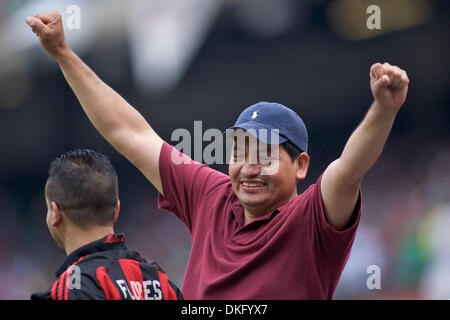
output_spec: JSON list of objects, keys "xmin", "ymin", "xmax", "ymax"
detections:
[{"xmin": 0, "ymin": 0, "xmax": 448, "ymax": 299}]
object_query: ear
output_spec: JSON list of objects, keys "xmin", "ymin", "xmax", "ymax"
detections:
[
  {"xmin": 50, "ymin": 201, "xmax": 63, "ymax": 227},
  {"xmin": 113, "ymin": 199, "xmax": 120, "ymax": 223},
  {"xmin": 295, "ymin": 152, "xmax": 310, "ymax": 180}
]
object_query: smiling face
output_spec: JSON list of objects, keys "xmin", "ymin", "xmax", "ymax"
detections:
[{"xmin": 228, "ymin": 135, "xmax": 309, "ymax": 218}]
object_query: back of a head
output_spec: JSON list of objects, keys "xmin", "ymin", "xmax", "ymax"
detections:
[{"xmin": 45, "ymin": 149, "xmax": 119, "ymax": 228}]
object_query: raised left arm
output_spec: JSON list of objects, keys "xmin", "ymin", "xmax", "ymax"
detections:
[{"xmin": 321, "ymin": 62, "xmax": 410, "ymax": 230}]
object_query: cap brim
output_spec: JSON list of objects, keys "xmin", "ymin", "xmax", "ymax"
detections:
[{"xmin": 222, "ymin": 122, "xmax": 288, "ymax": 145}]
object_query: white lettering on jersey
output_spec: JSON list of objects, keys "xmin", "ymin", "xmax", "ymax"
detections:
[
  {"xmin": 116, "ymin": 279, "xmax": 133, "ymax": 299},
  {"xmin": 116, "ymin": 279, "xmax": 163, "ymax": 300}
]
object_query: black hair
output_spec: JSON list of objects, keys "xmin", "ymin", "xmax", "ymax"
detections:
[
  {"xmin": 281, "ymin": 141, "xmax": 303, "ymax": 162},
  {"xmin": 45, "ymin": 149, "xmax": 118, "ymax": 227}
]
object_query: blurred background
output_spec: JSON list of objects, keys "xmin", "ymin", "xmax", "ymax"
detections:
[{"xmin": 0, "ymin": 0, "xmax": 449, "ymax": 299}]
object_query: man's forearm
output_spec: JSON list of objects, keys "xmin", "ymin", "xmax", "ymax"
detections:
[
  {"xmin": 338, "ymin": 101, "xmax": 397, "ymax": 185},
  {"xmin": 320, "ymin": 62, "xmax": 408, "ymax": 229},
  {"xmin": 56, "ymin": 49, "xmax": 151, "ymax": 143},
  {"xmin": 26, "ymin": 11, "xmax": 166, "ymax": 193}
]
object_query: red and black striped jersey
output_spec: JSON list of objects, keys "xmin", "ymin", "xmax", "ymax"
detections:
[{"xmin": 31, "ymin": 233, "xmax": 183, "ymax": 300}]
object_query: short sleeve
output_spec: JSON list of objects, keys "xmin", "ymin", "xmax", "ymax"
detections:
[
  {"xmin": 157, "ymin": 142, "xmax": 230, "ymax": 232},
  {"xmin": 307, "ymin": 174, "xmax": 362, "ymax": 295},
  {"xmin": 313, "ymin": 174, "xmax": 361, "ymax": 236}
]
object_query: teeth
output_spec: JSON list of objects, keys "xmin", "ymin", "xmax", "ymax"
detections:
[{"xmin": 242, "ymin": 182, "xmax": 264, "ymax": 187}]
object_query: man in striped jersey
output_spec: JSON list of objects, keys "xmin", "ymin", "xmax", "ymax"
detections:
[{"xmin": 31, "ymin": 149, "xmax": 182, "ymax": 300}]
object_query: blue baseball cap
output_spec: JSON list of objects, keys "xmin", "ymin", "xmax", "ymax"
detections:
[{"xmin": 224, "ymin": 101, "xmax": 308, "ymax": 152}]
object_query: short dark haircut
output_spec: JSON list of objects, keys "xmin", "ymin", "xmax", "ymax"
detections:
[
  {"xmin": 45, "ymin": 149, "xmax": 119, "ymax": 227},
  {"xmin": 281, "ymin": 141, "xmax": 303, "ymax": 162}
]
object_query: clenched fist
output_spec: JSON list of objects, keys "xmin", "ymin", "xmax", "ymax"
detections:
[
  {"xmin": 26, "ymin": 11, "xmax": 69, "ymax": 59},
  {"xmin": 370, "ymin": 62, "xmax": 409, "ymax": 112}
]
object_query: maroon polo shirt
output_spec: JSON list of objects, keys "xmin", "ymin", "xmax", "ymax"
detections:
[{"xmin": 158, "ymin": 142, "xmax": 361, "ymax": 299}]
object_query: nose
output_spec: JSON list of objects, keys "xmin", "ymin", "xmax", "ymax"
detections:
[{"xmin": 240, "ymin": 162, "xmax": 261, "ymax": 177}]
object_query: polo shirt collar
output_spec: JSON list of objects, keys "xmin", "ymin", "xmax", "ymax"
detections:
[
  {"xmin": 230, "ymin": 196, "xmax": 280, "ymax": 227},
  {"xmin": 55, "ymin": 233, "xmax": 127, "ymax": 277}
]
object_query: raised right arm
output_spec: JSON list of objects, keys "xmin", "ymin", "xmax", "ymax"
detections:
[{"xmin": 26, "ymin": 12, "xmax": 164, "ymax": 194}]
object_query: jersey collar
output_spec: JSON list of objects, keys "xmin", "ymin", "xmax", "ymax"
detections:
[{"xmin": 55, "ymin": 233, "xmax": 127, "ymax": 277}]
